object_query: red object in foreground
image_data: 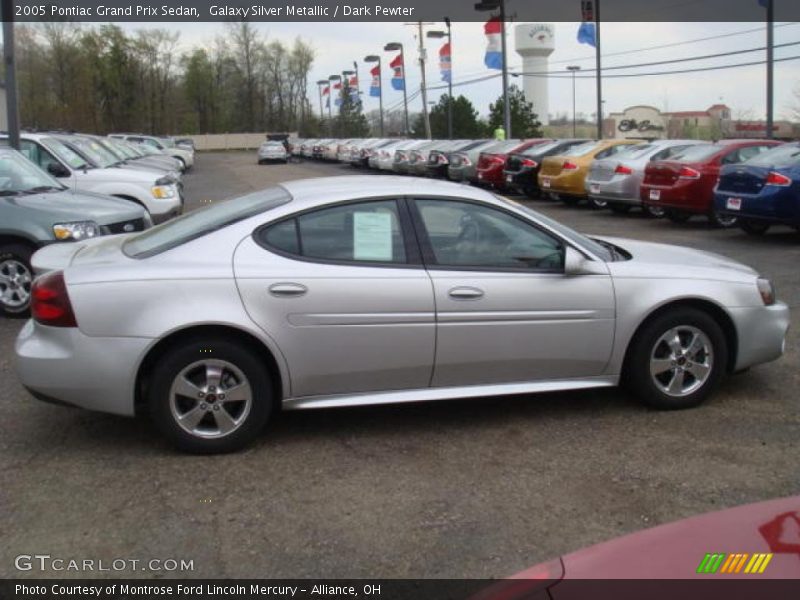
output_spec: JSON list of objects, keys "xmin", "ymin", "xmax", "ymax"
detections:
[{"xmin": 31, "ymin": 270, "xmax": 77, "ymax": 328}]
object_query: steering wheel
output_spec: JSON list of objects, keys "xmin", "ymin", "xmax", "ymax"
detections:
[{"xmin": 456, "ymin": 214, "xmax": 482, "ymax": 246}]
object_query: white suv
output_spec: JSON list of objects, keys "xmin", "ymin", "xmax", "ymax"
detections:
[
  {"xmin": 3, "ymin": 133, "xmax": 182, "ymax": 223},
  {"xmin": 110, "ymin": 134, "xmax": 194, "ymax": 171}
]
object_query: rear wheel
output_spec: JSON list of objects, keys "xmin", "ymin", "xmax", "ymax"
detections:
[
  {"xmin": 627, "ymin": 308, "xmax": 727, "ymax": 410},
  {"xmin": 643, "ymin": 204, "xmax": 666, "ymax": 218},
  {"xmin": 0, "ymin": 244, "xmax": 34, "ymax": 318},
  {"xmin": 609, "ymin": 203, "xmax": 633, "ymax": 214},
  {"xmin": 149, "ymin": 338, "xmax": 273, "ymax": 453},
  {"xmin": 523, "ymin": 186, "xmax": 540, "ymax": 199},
  {"xmin": 710, "ymin": 211, "xmax": 738, "ymax": 228},
  {"xmin": 588, "ymin": 197, "xmax": 608, "ymax": 210},
  {"xmin": 740, "ymin": 220, "xmax": 771, "ymax": 236},
  {"xmin": 666, "ymin": 209, "xmax": 692, "ymax": 224}
]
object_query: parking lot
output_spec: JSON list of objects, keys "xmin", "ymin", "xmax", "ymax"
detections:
[{"xmin": 1, "ymin": 151, "xmax": 798, "ymax": 579}]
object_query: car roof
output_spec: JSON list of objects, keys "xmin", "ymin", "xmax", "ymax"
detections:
[{"xmin": 280, "ymin": 176, "xmax": 495, "ymax": 207}]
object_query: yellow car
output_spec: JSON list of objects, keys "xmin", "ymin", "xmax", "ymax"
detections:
[{"xmin": 538, "ymin": 139, "xmax": 643, "ymax": 205}]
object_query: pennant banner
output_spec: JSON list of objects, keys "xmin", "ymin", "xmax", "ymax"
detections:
[
  {"xmin": 369, "ymin": 65, "xmax": 381, "ymax": 97},
  {"xmin": 439, "ymin": 42, "xmax": 452, "ymax": 83},
  {"xmin": 577, "ymin": 21, "xmax": 596, "ymax": 47},
  {"xmin": 484, "ymin": 17, "xmax": 503, "ymax": 70},
  {"xmin": 333, "ymin": 81, "xmax": 343, "ymax": 106},
  {"xmin": 390, "ymin": 53, "xmax": 405, "ymax": 91}
]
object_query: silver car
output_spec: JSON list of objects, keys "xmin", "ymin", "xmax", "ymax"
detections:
[
  {"xmin": 257, "ymin": 141, "xmax": 288, "ymax": 164},
  {"xmin": 585, "ymin": 140, "xmax": 706, "ymax": 215},
  {"xmin": 16, "ymin": 177, "xmax": 789, "ymax": 453}
]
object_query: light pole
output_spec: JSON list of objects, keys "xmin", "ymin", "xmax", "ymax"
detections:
[
  {"xmin": 315, "ymin": 79, "xmax": 328, "ymax": 122},
  {"xmin": 328, "ymin": 75, "xmax": 341, "ymax": 134},
  {"xmin": 427, "ymin": 18, "xmax": 453, "ymax": 139},
  {"xmin": 765, "ymin": 0, "xmax": 774, "ymax": 139},
  {"xmin": 1, "ymin": 0, "xmax": 20, "ymax": 150},
  {"xmin": 365, "ymin": 55, "xmax": 384, "ymax": 136},
  {"xmin": 384, "ymin": 42, "xmax": 409, "ymax": 136},
  {"xmin": 567, "ymin": 66, "xmax": 581, "ymax": 137},
  {"xmin": 343, "ymin": 69, "xmax": 356, "ymax": 105},
  {"xmin": 475, "ymin": 0, "xmax": 510, "ymax": 138}
]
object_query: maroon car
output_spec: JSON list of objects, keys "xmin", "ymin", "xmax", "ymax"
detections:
[
  {"xmin": 640, "ymin": 139, "xmax": 782, "ymax": 226},
  {"xmin": 476, "ymin": 139, "xmax": 552, "ymax": 190}
]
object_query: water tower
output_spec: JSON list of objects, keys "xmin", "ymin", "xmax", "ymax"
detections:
[{"xmin": 515, "ymin": 23, "xmax": 555, "ymax": 125}]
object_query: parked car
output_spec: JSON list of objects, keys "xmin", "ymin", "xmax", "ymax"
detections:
[
  {"xmin": 257, "ymin": 141, "xmax": 289, "ymax": 164},
  {"xmin": 585, "ymin": 140, "xmax": 705, "ymax": 214},
  {"xmin": 475, "ymin": 139, "xmax": 552, "ymax": 190},
  {"xmin": 408, "ymin": 139, "xmax": 465, "ymax": 177},
  {"xmin": 350, "ymin": 138, "xmax": 391, "ymax": 167},
  {"xmin": 713, "ymin": 142, "xmax": 800, "ymax": 236},
  {"xmin": 110, "ymin": 134, "xmax": 195, "ymax": 171},
  {"xmin": 504, "ymin": 139, "xmax": 592, "ymax": 198},
  {"xmin": 0, "ymin": 147, "xmax": 149, "ymax": 317},
  {"xmin": 539, "ymin": 139, "xmax": 644, "ymax": 205},
  {"xmin": 16, "ymin": 176, "xmax": 788, "ymax": 452},
  {"xmin": 368, "ymin": 139, "xmax": 407, "ymax": 169},
  {"xmin": 174, "ymin": 138, "xmax": 196, "ymax": 152},
  {"xmin": 640, "ymin": 139, "xmax": 783, "ymax": 226},
  {"xmin": 447, "ymin": 140, "xmax": 508, "ymax": 182},
  {"xmin": 426, "ymin": 140, "xmax": 484, "ymax": 178},
  {"xmin": 1, "ymin": 133, "xmax": 182, "ymax": 223},
  {"xmin": 121, "ymin": 139, "xmax": 184, "ymax": 172},
  {"xmin": 393, "ymin": 140, "xmax": 439, "ymax": 174},
  {"xmin": 97, "ymin": 135, "xmax": 183, "ymax": 177}
]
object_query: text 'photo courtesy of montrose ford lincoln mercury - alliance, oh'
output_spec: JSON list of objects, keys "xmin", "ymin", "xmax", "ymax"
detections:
[{"xmin": 14, "ymin": 176, "xmax": 789, "ymax": 453}]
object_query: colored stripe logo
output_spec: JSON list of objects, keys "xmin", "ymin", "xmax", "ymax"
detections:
[{"xmin": 697, "ymin": 553, "xmax": 773, "ymax": 574}]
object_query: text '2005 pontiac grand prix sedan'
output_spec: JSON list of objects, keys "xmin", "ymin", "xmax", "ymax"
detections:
[{"xmin": 15, "ymin": 177, "xmax": 789, "ymax": 453}]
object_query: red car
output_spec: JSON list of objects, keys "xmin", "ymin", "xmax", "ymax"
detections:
[
  {"xmin": 640, "ymin": 139, "xmax": 782, "ymax": 226},
  {"xmin": 476, "ymin": 139, "xmax": 552, "ymax": 190},
  {"xmin": 472, "ymin": 496, "xmax": 800, "ymax": 600}
]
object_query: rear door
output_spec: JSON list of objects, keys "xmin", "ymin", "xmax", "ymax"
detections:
[
  {"xmin": 410, "ymin": 197, "xmax": 615, "ymax": 387},
  {"xmin": 234, "ymin": 197, "xmax": 436, "ymax": 398}
]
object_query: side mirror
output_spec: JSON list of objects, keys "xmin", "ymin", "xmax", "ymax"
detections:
[
  {"xmin": 564, "ymin": 246, "xmax": 586, "ymax": 276},
  {"xmin": 47, "ymin": 162, "xmax": 70, "ymax": 178}
]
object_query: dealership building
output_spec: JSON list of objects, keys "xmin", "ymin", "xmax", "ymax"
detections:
[{"xmin": 603, "ymin": 104, "xmax": 797, "ymax": 140}]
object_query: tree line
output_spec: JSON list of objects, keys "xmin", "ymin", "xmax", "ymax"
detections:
[{"xmin": 8, "ymin": 22, "xmax": 316, "ymax": 135}]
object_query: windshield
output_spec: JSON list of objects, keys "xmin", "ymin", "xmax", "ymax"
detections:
[
  {"xmin": 133, "ymin": 142, "xmax": 161, "ymax": 156},
  {"xmin": 66, "ymin": 138, "xmax": 120, "ymax": 168},
  {"xmin": 0, "ymin": 150, "xmax": 66, "ymax": 194},
  {"xmin": 93, "ymin": 138, "xmax": 127, "ymax": 161},
  {"xmin": 484, "ymin": 140, "xmax": 522, "ymax": 154},
  {"xmin": 159, "ymin": 138, "xmax": 176, "ymax": 148},
  {"xmin": 670, "ymin": 145, "xmax": 722, "ymax": 162},
  {"xmin": 123, "ymin": 186, "xmax": 292, "ymax": 258},
  {"xmin": 496, "ymin": 195, "xmax": 613, "ymax": 261},
  {"xmin": 105, "ymin": 138, "xmax": 137, "ymax": 159},
  {"xmin": 744, "ymin": 143, "xmax": 800, "ymax": 168},
  {"xmin": 42, "ymin": 137, "xmax": 89, "ymax": 170}
]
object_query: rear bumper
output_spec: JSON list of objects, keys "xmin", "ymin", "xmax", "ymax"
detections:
[
  {"xmin": 641, "ymin": 181, "xmax": 711, "ymax": 213},
  {"xmin": 15, "ymin": 320, "xmax": 152, "ymax": 417},
  {"xmin": 539, "ymin": 172, "xmax": 587, "ymax": 197},
  {"xmin": 729, "ymin": 303, "xmax": 790, "ymax": 371},
  {"xmin": 714, "ymin": 190, "xmax": 800, "ymax": 225},
  {"xmin": 585, "ymin": 177, "xmax": 641, "ymax": 204}
]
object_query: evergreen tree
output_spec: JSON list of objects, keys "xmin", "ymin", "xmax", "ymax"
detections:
[
  {"xmin": 334, "ymin": 82, "xmax": 370, "ymax": 138},
  {"xmin": 487, "ymin": 85, "xmax": 543, "ymax": 138},
  {"xmin": 412, "ymin": 94, "xmax": 484, "ymax": 138}
]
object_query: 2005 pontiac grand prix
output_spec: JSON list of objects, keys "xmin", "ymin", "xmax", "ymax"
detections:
[{"xmin": 15, "ymin": 177, "xmax": 789, "ymax": 453}]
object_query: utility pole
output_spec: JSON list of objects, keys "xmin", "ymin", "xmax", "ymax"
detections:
[
  {"xmin": 595, "ymin": 0, "xmax": 603, "ymax": 140},
  {"xmin": 765, "ymin": 0, "xmax": 774, "ymax": 139},
  {"xmin": 567, "ymin": 66, "xmax": 581, "ymax": 137},
  {"xmin": 416, "ymin": 22, "xmax": 432, "ymax": 139},
  {"xmin": 2, "ymin": 0, "xmax": 20, "ymax": 150},
  {"xmin": 427, "ymin": 18, "xmax": 453, "ymax": 139},
  {"xmin": 475, "ymin": 1, "xmax": 511, "ymax": 138},
  {"xmin": 365, "ymin": 55, "xmax": 384, "ymax": 136}
]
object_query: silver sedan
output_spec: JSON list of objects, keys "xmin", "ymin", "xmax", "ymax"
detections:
[
  {"xmin": 15, "ymin": 177, "xmax": 790, "ymax": 453},
  {"xmin": 257, "ymin": 142, "xmax": 288, "ymax": 164}
]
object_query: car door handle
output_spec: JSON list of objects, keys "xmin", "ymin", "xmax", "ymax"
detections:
[
  {"xmin": 448, "ymin": 287, "xmax": 484, "ymax": 300},
  {"xmin": 268, "ymin": 283, "xmax": 308, "ymax": 298}
]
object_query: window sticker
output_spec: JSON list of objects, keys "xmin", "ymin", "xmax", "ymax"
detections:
[{"xmin": 353, "ymin": 211, "xmax": 393, "ymax": 261}]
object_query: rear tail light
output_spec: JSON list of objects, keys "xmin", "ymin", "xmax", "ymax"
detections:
[
  {"xmin": 396, "ymin": 152, "xmax": 407, "ymax": 161},
  {"xmin": 678, "ymin": 166, "xmax": 701, "ymax": 179},
  {"xmin": 615, "ymin": 164, "xmax": 633, "ymax": 175},
  {"xmin": 438, "ymin": 154, "xmax": 448, "ymax": 164},
  {"xmin": 562, "ymin": 160, "xmax": 578, "ymax": 170},
  {"xmin": 31, "ymin": 271, "xmax": 77, "ymax": 328},
  {"xmin": 766, "ymin": 171, "xmax": 792, "ymax": 186},
  {"xmin": 521, "ymin": 158, "xmax": 538, "ymax": 168}
]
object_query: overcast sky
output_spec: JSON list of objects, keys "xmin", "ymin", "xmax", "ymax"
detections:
[{"xmin": 123, "ymin": 20, "xmax": 800, "ymax": 121}]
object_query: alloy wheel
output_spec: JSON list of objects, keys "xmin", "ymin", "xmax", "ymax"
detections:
[
  {"xmin": 649, "ymin": 326, "xmax": 714, "ymax": 398},
  {"xmin": 0, "ymin": 258, "xmax": 33, "ymax": 311}
]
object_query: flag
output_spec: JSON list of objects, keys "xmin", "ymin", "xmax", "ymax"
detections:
[
  {"xmin": 369, "ymin": 65, "xmax": 381, "ymax": 97},
  {"xmin": 484, "ymin": 17, "xmax": 503, "ymax": 70},
  {"xmin": 390, "ymin": 53, "xmax": 405, "ymax": 91},
  {"xmin": 439, "ymin": 42, "xmax": 452, "ymax": 83},
  {"xmin": 348, "ymin": 75, "xmax": 359, "ymax": 100},
  {"xmin": 333, "ymin": 81, "xmax": 342, "ymax": 106},
  {"xmin": 577, "ymin": 22, "xmax": 596, "ymax": 47},
  {"xmin": 322, "ymin": 85, "xmax": 330, "ymax": 96}
]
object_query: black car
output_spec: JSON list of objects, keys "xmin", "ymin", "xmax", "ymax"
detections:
[
  {"xmin": 426, "ymin": 140, "xmax": 487, "ymax": 178},
  {"xmin": 504, "ymin": 138, "xmax": 592, "ymax": 198}
]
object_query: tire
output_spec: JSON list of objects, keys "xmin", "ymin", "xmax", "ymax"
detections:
[
  {"xmin": 609, "ymin": 203, "xmax": 633, "ymax": 214},
  {"xmin": 643, "ymin": 204, "xmax": 666, "ymax": 218},
  {"xmin": 710, "ymin": 211, "xmax": 738, "ymax": 228},
  {"xmin": 523, "ymin": 186, "xmax": 540, "ymax": 199},
  {"xmin": 588, "ymin": 197, "xmax": 608, "ymax": 210},
  {"xmin": 666, "ymin": 209, "xmax": 692, "ymax": 224},
  {"xmin": 148, "ymin": 337, "xmax": 273, "ymax": 453},
  {"xmin": 740, "ymin": 220, "xmax": 771, "ymax": 236},
  {"xmin": 0, "ymin": 244, "xmax": 34, "ymax": 318},
  {"xmin": 627, "ymin": 307, "xmax": 728, "ymax": 410},
  {"xmin": 561, "ymin": 196, "xmax": 579, "ymax": 206},
  {"xmin": 174, "ymin": 156, "xmax": 187, "ymax": 172}
]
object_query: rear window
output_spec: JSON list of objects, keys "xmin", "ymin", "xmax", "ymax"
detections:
[
  {"xmin": 614, "ymin": 144, "xmax": 655, "ymax": 159},
  {"xmin": 565, "ymin": 141, "xmax": 603, "ymax": 157},
  {"xmin": 521, "ymin": 140, "xmax": 561, "ymax": 157},
  {"xmin": 670, "ymin": 145, "xmax": 722, "ymax": 162},
  {"xmin": 744, "ymin": 143, "xmax": 800, "ymax": 168},
  {"xmin": 123, "ymin": 186, "xmax": 292, "ymax": 258}
]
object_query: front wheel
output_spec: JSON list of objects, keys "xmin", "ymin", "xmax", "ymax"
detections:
[
  {"xmin": 666, "ymin": 209, "xmax": 692, "ymax": 224},
  {"xmin": 710, "ymin": 211, "xmax": 738, "ymax": 228},
  {"xmin": 149, "ymin": 338, "xmax": 273, "ymax": 453},
  {"xmin": 588, "ymin": 197, "xmax": 608, "ymax": 210},
  {"xmin": 0, "ymin": 244, "xmax": 34, "ymax": 318},
  {"xmin": 740, "ymin": 220, "xmax": 771, "ymax": 236},
  {"xmin": 627, "ymin": 308, "xmax": 728, "ymax": 410},
  {"xmin": 643, "ymin": 204, "xmax": 666, "ymax": 218}
]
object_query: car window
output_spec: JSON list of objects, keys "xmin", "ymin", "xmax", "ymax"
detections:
[
  {"xmin": 744, "ymin": 143, "xmax": 800, "ymax": 168},
  {"xmin": 721, "ymin": 150, "xmax": 742, "ymax": 165},
  {"xmin": 651, "ymin": 145, "xmax": 695, "ymax": 161},
  {"xmin": 671, "ymin": 145, "xmax": 721, "ymax": 162},
  {"xmin": 41, "ymin": 138, "xmax": 88, "ymax": 170},
  {"xmin": 414, "ymin": 199, "xmax": 564, "ymax": 271},
  {"xmin": 565, "ymin": 141, "xmax": 603, "ymax": 158},
  {"xmin": 17, "ymin": 140, "xmax": 64, "ymax": 174},
  {"xmin": 615, "ymin": 144, "xmax": 654, "ymax": 160},
  {"xmin": 0, "ymin": 149, "xmax": 66, "ymax": 192},
  {"xmin": 737, "ymin": 145, "xmax": 770, "ymax": 162},
  {"xmin": 261, "ymin": 199, "xmax": 407, "ymax": 264}
]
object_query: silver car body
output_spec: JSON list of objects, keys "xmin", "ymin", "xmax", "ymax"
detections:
[
  {"xmin": 368, "ymin": 140, "xmax": 407, "ymax": 169},
  {"xmin": 257, "ymin": 142, "xmax": 288, "ymax": 163},
  {"xmin": 585, "ymin": 140, "xmax": 707, "ymax": 206},
  {"xmin": 16, "ymin": 176, "xmax": 789, "ymax": 419},
  {"xmin": 447, "ymin": 140, "xmax": 506, "ymax": 182}
]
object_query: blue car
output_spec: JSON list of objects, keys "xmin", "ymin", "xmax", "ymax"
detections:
[{"xmin": 714, "ymin": 142, "xmax": 800, "ymax": 236}]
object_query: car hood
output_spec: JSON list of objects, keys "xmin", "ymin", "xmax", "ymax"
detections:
[
  {"xmin": 7, "ymin": 190, "xmax": 144, "ymax": 224},
  {"xmin": 78, "ymin": 167, "xmax": 161, "ymax": 185},
  {"xmin": 596, "ymin": 236, "xmax": 758, "ymax": 282}
]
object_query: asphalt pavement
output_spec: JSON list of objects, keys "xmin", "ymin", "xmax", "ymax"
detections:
[{"xmin": 1, "ymin": 152, "xmax": 798, "ymax": 579}]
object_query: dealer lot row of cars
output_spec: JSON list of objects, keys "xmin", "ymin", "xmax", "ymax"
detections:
[
  {"xmin": 292, "ymin": 136, "xmax": 800, "ymax": 236},
  {"xmin": 0, "ymin": 132, "xmax": 195, "ymax": 316}
]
